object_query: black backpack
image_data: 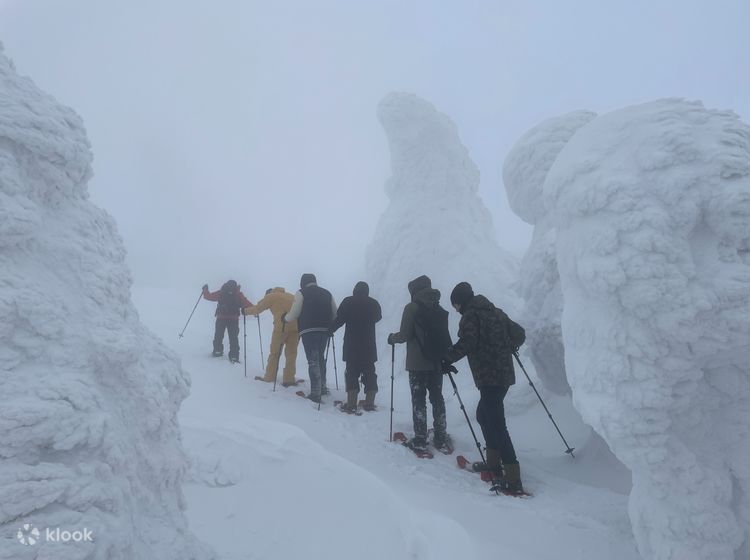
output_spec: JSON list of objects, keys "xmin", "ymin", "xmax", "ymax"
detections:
[
  {"xmin": 217, "ymin": 282, "xmax": 240, "ymax": 316},
  {"xmin": 414, "ymin": 302, "xmax": 453, "ymax": 361}
]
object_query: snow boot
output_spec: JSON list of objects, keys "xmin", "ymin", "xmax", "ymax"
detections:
[
  {"xmin": 433, "ymin": 433, "xmax": 454, "ymax": 454},
  {"xmin": 362, "ymin": 391, "xmax": 377, "ymax": 411},
  {"xmin": 496, "ymin": 462, "xmax": 524, "ymax": 495},
  {"xmin": 471, "ymin": 448, "xmax": 502, "ymax": 475},
  {"xmin": 306, "ymin": 393, "xmax": 322, "ymax": 404},
  {"xmin": 212, "ymin": 351, "xmax": 223, "ymax": 357},
  {"xmin": 340, "ymin": 391, "xmax": 358, "ymax": 413}
]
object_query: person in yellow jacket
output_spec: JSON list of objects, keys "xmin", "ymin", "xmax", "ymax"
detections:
[{"xmin": 243, "ymin": 287, "xmax": 300, "ymax": 386}]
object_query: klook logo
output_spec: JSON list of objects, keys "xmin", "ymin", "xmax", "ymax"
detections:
[
  {"xmin": 16, "ymin": 524, "xmax": 40, "ymax": 546},
  {"xmin": 16, "ymin": 524, "xmax": 93, "ymax": 546}
]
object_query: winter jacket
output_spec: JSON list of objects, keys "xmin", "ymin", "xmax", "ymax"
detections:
[
  {"xmin": 203, "ymin": 285, "xmax": 252, "ymax": 320},
  {"xmin": 445, "ymin": 295, "xmax": 525, "ymax": 388},
  {"xmin": 390, "ymin": 275, "xmax": 443, "ymax": 372},
  {"xmin": 331, "ymin": 282, "xmax": 382, "ymax": 363},
  {"xmin": 286, "ymin": 282, "xmax": 337, "ymax": 336},
  {"xmin": 243, "ymin": 288, "xmax": 298, "ymax": 333}
]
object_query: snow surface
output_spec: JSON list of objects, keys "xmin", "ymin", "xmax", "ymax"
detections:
[
  {"xmin": 514, "ymin": 98, "xmax": 750, "ymax": 560},
  {"xmin": 366, "ymin": 92, "xmax": 521, "ymax": 338},
  {"xmin": 0, "ymin": 44, "xmax": 211, "ymax": 559}
]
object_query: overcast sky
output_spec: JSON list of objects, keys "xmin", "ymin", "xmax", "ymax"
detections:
[{"xmin": 1, "ymin": 0, "xmax": 748, "ymax": 300}]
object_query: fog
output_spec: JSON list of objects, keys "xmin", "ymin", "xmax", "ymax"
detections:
[{"xmin": 1, "ymin": 0, "xmax": 747, "ymax": 302}]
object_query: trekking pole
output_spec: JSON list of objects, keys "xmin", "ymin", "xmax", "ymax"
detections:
[
  {"xmin": 320, "ymin": 336, "xmax": 331, "ymax": 412},
  {"xmin": 389, "ymin": 343, "xmax": 395, "ymax": 442},
  {"xmin": 331, "ymin": 334, "xmax": 339, "ymax": 391},
  {"xmin": 243, "ymin": 314, "xmax": 247, "ymax": 378},
  {"xmin": 445, "ymin": 369, "xmax": 485, "ymax": 465},
  {"xmin": 257, "ymin": 316, "xmax": 266, "ymax": 372},
  {"xmin": 513, "ymin": 351, "xmax": 575, "ymax": 457},
  {"xmin": 446, "ymin": 368, "xmax": 499, "ymax": 495},
  {"xmin": 178, "ymin": 290, "xmax": 203, "ymax": 339}
]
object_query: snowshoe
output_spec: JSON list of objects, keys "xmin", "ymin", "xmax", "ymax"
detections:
[
  {"xmin": 297, "ymin": 390, "xmax": 321, "ymax": 404},
  {"xmin": 393, "ymin": 432, "xmax": 433, "ymax": 459},
  {"xmin": 432, "ymin": 434, "xmax": 454, "ymax": 455},
  {"xmin": 358, "ymin": 400, "xmax": 377, "ymax": 412},
  {"xmin": 281, "ymin": 379, "xmax": 305, "ymax": 387},
  {"xmin": 489, "ymin": 479, "xmax": 531, "ymax": 497},
  {"xmin": 456, "ymin": 455, "xmax": 497, "ymax": 482},
  {"xmin": 335, "ymin": 401, "xmax": 363, "ymax": 416}
]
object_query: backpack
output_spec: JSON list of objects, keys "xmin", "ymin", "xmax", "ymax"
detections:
[
  {"xmin": 497, "ymin": 309, "xmax": 525, "ymax": 351},
  {"xmin": 414, "ymin": 302, "xmax": 453, "ymax": 361},
  {"xmin": 217, "ymin": 282, "xmax": 240, "ymax": 316}
]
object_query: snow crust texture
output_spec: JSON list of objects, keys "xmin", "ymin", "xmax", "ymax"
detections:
[
  {"xmin": 0, "ymin": 45, "xmax": 211, "ymax": 559},
  {"xmin": 508, "ymin": 98, "xmax": 750, "ymax": 560},
  {"xmin": 367, "ymin": 92, "xmax": 520, "ymax": 335}
]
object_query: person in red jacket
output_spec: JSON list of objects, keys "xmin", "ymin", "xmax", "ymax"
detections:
[{"xmin": 202, "ymin": 280, "xmax": 252, "ymax": 362}]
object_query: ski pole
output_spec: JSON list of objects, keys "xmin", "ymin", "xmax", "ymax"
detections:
[
  {"xmin": 320, "ymin": 335, "xmax": 331, "ymax": 411},
  {"xmin": 513, "ymin": 351, "xmax": 575, "ymax": 457},
  {"xmin": 243, "ymin": 314, "xmax": 247, "ymax": 378},
  {"xmin": 389, "ymin": 343, "xmax": 395, "ymax": 442},
  {"xmin": 331, "ymin": 333, "xmax": 339, "ymax": 391},
  {"xmin": 257, "ymin": 315, "xmax": 266, "ymax": 372},
  {"xmin": 178, "ymin": 289, "xmax": 203, "ymax": 339}
]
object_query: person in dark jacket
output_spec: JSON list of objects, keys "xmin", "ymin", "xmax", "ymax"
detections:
[
  {"xmin": 443, "ymin": 281, "xmax": 526, "ymax": 495},
  {"xmin": 387, "ymin": 275, "xmax": 450, "ymax": 453},
  {"xmin": 203, "ymin": 280, "xmax": 253, "ymax": 362},
  {"xmin": 331, "ymin": 281, "xmax": 382, "ymax": 413},
  {"xmin": 284, "ymin": 273, "xmax": 337, "ymax": 403}
]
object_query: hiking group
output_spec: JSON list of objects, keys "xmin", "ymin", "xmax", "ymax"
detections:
[{"xmin": 198, "ymin": 273, "xmax": 527, "ymax": 495}]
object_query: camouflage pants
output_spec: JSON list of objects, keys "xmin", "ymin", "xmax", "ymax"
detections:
[{"xmin": 408, "ymin": 371, "xmax": 446, "ymax": 446}]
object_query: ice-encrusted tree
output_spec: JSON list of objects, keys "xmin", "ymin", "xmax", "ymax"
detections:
[
  {"xmin": 540, "ymin": 99, "xmax": 750, "ymax": 560},
  {"xmin": 503, "ymin": 110, "xmax": 597, "ymax": 395},
  {"xmin": 366, "ymin": 92, "xmax": 520, "ymax": 333},
  {"xmin": 0, "ymin": 44, "xmax": 212, "ymax": 559}
]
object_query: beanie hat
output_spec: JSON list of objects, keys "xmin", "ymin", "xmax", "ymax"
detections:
[
  {"xmin": 450, "ymin": 282, "xmax": 474, "ymax": 308},
  {"xmin": 300, "ymin": 273, "xmax": 317, "ymax": 289},
  {"xmin": 407, "ymin": 275, "xmax": 432, "ymax": 297}
]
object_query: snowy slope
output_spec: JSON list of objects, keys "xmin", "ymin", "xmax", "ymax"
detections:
[
  {"xmin": 0, "ymin": 44, "xmax": 211, "ymax": 559},
  {"xmin": 135, "ymin": 284, "xmax": 640, "ymax": 560},
  {"xmin": 532, "ymin": 98, "xmax": 750, "ymax": 560}
]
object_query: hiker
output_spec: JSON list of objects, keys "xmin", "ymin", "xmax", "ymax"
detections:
[
  {"xmin": 202, "ymin": 281, "xmax": 253, "ymax": 363},
  {"xmin": 283, "ymin": 273, "xmax": 337, "ymax": 403},
  {"xmin": 442, "ymin": 281, "xmax": 526, "ymax": 495},
  {"xmin": 243, "ymin": 287, "xmax": 300, "ymax": 386},
  {"xmin": 387, "ymin": 275, "xmax": 452, "ymax": 454},
  {"xmin": 331, "ymin": 281, "xmax": 382, "ymax": 413}
]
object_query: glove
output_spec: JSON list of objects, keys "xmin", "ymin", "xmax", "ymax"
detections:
[
  {"xmin": 441, "ymin": 360, "xmax": 458, "ymax": 375},
  {"xmin": 241, "ymin": 307, "xmax": 250, "ymax": 316},
  {"xmin": 387, "ymin": 333, "xmax": 396, "ymax": 345},
  {"xmin": 202, "ymin": 284, "xmax": 209, "ymax": 291}
]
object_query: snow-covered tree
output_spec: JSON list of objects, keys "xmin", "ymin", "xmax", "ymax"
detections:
[
  {"xmin": 0, "ymin": 44, "xmax": 212, "ymax": 559},
  {"xmin": 528, "ymin": 98, "xmax": 750, "ymax": 560}
]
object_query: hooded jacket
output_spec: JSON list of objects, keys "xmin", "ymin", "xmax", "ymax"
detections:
[
  {"xmin": 445, "ymin": 294, "xmax": 524, "ymax": 387},
  {"xmin": 390, "ymin": 275, "xmax": 444, "ymax": 371},
  {"xmin": 331, "ymin": 281, "xmax": 382, "ymax": 363},
  {"xmin": 243, "ymin": 287, "xmax": 298, "ymax": 332}
]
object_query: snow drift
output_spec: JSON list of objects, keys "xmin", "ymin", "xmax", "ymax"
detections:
[
  {"xmin": 366, "ymin": 92, "xmax": 520, "ymax": 335},
  {"xmin": 510, "ymin": 98, "xmax": 750, "ymax": 560},
  {"xmin": 0, "ymin": 44, "xmax": 211, "ymax": 559}
]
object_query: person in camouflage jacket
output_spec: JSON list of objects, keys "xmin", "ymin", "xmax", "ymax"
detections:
[{"xmin": 444, "ymin": 282, "xmax": 526, "ymax": 494}]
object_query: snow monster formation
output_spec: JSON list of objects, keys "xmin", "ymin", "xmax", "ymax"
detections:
[
  {"xmin": 366, "ymin": 92, "xmax": 520, "ymax": 332},
  {"xmin": 503, "ymin": 110, "xmax": 597, "ymax": 395},
  {"xmin": 0, "ymin": 45, "xmax": 211, "ymax": 559},
  {"xmin": 510, "ymin": 98, "xmax": 750, "ymax": 560}
]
